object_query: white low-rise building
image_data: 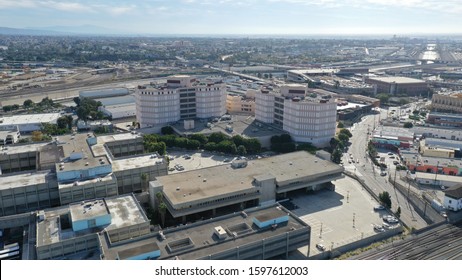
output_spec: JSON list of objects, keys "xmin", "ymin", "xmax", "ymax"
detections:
[
  {"xmin": 443, "ymin": 184, "xmax": 462, "ymax": 212},
  {"xmin": 0, "ymin": 113, "xmax": 60, "ymax": 133}
]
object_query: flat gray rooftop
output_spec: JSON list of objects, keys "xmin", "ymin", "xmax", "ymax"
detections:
[
  {"xmin": 158, "ymin": 151, "xmax": 344, "ymax": 206},
  {"xmin": 58, "ymin": 173, "xmax": 116, "ymax": 190},
  {"xmin": 0, "ymin": 171, "xmax": 52, "ymax": 190},
  {"xmin": 96, "ymin": 132, "xmax": 142, "ymax": 144},
  {"xmin": 0, "ymin": 113, "xmax": 60, "ymax": 125},
  {"xmin": 112, "ymin": 155, "xmax": 164, "ymax": 172},
  {"xmin": 0, "ymin": 142, "xmax": 45, "ymax": 155},
  {"xmin": 70, "ymin": 199, "xmax": 110, "ymax": 222},
  {"xmin": 368, "ymin": 76, "xmax": 426, "ymax": 84},
  {"xmin": 37, "ymin": 194, "xmax": 147, "ymax": 247},
  {"xmin": 102, "ymin": 204, "xmax": 309, "ymax": 260},
  {"xmin": 57, "ymin": 133, "xmax": 108, "ymax": 172},
  {"xmin": 105, "ymin": 195, "xmax": 148, "ymax": 230}
]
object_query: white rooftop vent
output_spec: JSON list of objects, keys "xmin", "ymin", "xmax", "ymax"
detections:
[
  {"xmin": 214, "ymin": 226, "xmax": 227, "ymax": 240},
  {"xmin": 85, "ymin": 162, "xmax": 89, "ymax": 166},
  {"xmin": 176, "ymin": 187, "xmax": 180, "ymax": 191},
  {"xmin": 203, "ymin": 178, "xmax": 207, "ymax": 182}
]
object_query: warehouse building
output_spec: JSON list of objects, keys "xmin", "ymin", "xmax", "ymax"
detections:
[
  {"xmin": 364, "ymin": 76, "xmax": 428, "ymax": 96},
  {"xmin": 79, "ymin": 88, "xmax": 129, "ymax": 99},
  {"xmin": 0, "ymin": 113, "xmax": 60, "ymax": 133}
]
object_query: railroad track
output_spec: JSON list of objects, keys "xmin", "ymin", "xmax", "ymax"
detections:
[{"xmin": 351, "ymin": 222, "xmax": 462, "ymax": 260}]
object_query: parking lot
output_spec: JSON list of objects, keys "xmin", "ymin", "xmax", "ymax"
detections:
[{"xmin": 287, "ymin": 176, "xmax": 398, "ymax": 258}]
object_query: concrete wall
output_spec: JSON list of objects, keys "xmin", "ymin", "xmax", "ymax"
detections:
[
  {"xmin": 195, "ymin": 228, "xmax": 310, "ymax": 260},
  {"xmin": 36, "ymin": 233, "xmax": 99, "ymax": 260},
  {"xmin": 0, "ymin": 150, "xmax": 36, "ymax": 174},
  {"xmin": 121, "ymin": 250, "xmax": 161, "ymax": 260},
  {"xmin": 106, "ymin": 221, "xmax": 150, "ymax": 243},
  {"xmin": 253, "ymin": 215, "xmax": 289, "ymax": 228},
  {"xmin": 106, "ymin": 138, "xmax": 144, "ymax": 158},
  {"xmin": 59, "ymin": 174, "xmax": 118, "ymax": 205},
  {"xmin": 0, "ymin": 175, "xmax": 59, "ymax": 217},
  {"xmin": 114, "ymin": 161, "xmax": 167, "ymax": 195},
  {"xmin": 256, "ymin": 177, "xmax": 276, "ymax": 205},
  {"xmin": 56, "ymin": 164, "xmax": 112, "ymax": 182},
  {"xmin": 72, "ymin": 214, "xmax": 111, "ymax": 232}
]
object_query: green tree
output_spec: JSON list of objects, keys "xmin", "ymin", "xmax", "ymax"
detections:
[
  {"xmin": 330, "ymin": 137, "xmax": 340, "ymax": 150},
  {"xmin": 73, "ymin": 97, "xmax": 81, "ymax": 106},
  {"xmin": 244, "ymin": 138, "xmax": 261, "ymax": 153},
  {"xmin": 141, "ymin": 173, "xmax": 149, "ymax": 192},
  {"xmin": 161, "ymin": 126, "xmax": 175, "ymax": 135},
  {"xmin": 23, "ymin": 99, "xmax": 34, "ymax": 108},
  {"xmin": 399, "ymin": 98, "xmax": 409, "ymax": 105},
  {"xmin": 337, "ymin": 122, "xmax": 344, "ymax": 128},
  {"xmin": 189, "ymin": 134, "xmax": 208, "ymax": 145},
  {"xmin": 297, "ymin": 143, "xmax": 317, "ymax": 154},
  {"xmin": 186, "ymin": 139, "xmax": 201, "ymax": 150},
  {"xmin": 204, "ymin": 142, "xmax": 217, "ymax": 151},
  {"xmin": 237, "ymin": 145, "xmax": 247, "ymax": 156},
  {"xmin": 2, "ymin": 105, "xmax": 12, "ymax": 112},
  {"xmin": 231, "ymin": 135, "xmax": 245, "ymax": 147},
  {"xmin": 331, "ymin": 147, "xmax": 342, "ymax": 164},
  {"xmin": 338, "ymin": 133, "xmax": 350, "ymax": 144},
  {"xmin": 57, "ymin": 116, "xmax": 69, "ymax": 129},
  {"xmin": 379, "ymin": 191, "xmax": 392, "ymax": 209},
  {"xmin": 208, "ymin": 132, "xmax": 228, "ymax": 143},
  {"xmin": 376, "ymin": 93, "xmax": 390, "ymax": 104},
  {"xmin": 339, "ymin": 128, "xmax": 352, "ymax": 138},
  {"xmin": 403, "ymin": 122, "xmax": 413, "ymax": 128},
  {"xmin": 158, "ymin": 203, "xmax": 167, "ymax": 228}
]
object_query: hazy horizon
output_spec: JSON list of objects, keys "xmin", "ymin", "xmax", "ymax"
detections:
[{"xmin": 1, "ymin": 0, "xmax": 462, "ymax": 36}]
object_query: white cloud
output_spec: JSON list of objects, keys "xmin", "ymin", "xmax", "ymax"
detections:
[
  {"xmin": 40, "ymin": 1, "xmax": 93, "ymax": 12},
  {"xmin": 108, "ymin": 5, "xmax": 136, "ymax": 16},
  {"xmin": 266, "ymin": 0, "xmax": 462, "ymax": 13},
  {"xmin": 0, "ymin": 0, "xmax": 37, "ymax": 9}
]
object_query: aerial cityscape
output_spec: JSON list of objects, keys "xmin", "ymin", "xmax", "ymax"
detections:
[{"xmin": 0, "ymin": 0, "xmax": 462, "ymax": 261}]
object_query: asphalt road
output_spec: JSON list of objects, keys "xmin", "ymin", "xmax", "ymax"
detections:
[{"xmin": 345, "ymin": 110, "xmax": 428, "ymax": 230}]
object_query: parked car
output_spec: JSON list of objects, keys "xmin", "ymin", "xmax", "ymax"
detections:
[
  {"xmin": 316, "ymin": 243, "xmax": 326, "ymax": 251},
  {"xmin": 380, "ymin": 171, "xmax": 387, "ymax": 176},
  {"xmin": 373, "ymin": 225, "xmax": 385, "ymax": 232},
  {"xmin": 374, "ymin": 205, "xmax": 385, "ymax": 211}
]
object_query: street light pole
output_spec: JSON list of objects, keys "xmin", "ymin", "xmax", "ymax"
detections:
[{"xmin": 434, "ymin": 161, "xmax": 439, "ymax": 186}]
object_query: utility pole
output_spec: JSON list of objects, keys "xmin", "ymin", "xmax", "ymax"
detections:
[{"xmin": 434, "ymin": 161, "xmax": 439, "ymax": 186}]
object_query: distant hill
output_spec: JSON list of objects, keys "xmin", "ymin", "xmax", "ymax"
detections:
[
  {"xmin": 38, "ymin": 25, "xmax": 120, "ymax": 35},
  {"xmin": 0, "ymin": 26, "xmax": 66, "ymax": 36},
  {"xmin": 0, "ymin": 25, "xmax": 126, "ymax": 36}
]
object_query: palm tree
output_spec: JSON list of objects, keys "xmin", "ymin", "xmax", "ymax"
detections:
[
  {"xmin": 140, "ymin": 173, "xmax": 149, "ymax": 192},
  {"xmin": 158, "ymin": 203, "xmax": 167, "ymax": 228}
]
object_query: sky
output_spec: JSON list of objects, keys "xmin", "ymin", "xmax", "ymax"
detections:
[{"xmin": 0, "ymin": 0, "xmax": 461, "ymax": 35}]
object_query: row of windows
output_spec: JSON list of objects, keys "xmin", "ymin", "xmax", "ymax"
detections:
[{"xmin": 193, "ymin": 191, "xmax": 258, "ymax": 208}]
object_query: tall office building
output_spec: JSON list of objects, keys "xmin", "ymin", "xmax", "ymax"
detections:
[
  {"xmin": 255, "ymin": 84, "xmax": 337, "ymax": 147},
  {"xmin": 135, "ymin": 75, "xmax": 226, "ymax": 128}
]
